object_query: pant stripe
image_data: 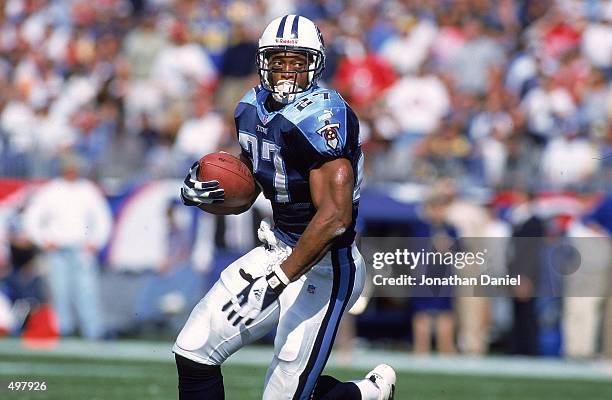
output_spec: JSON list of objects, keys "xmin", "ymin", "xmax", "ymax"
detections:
[{"xmin": 292, "ymin": 247, "xmax": 356, "ymax": 399}]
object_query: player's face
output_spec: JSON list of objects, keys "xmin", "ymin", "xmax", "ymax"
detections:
[{"xmin": 268, "ymin": 52, "xmax": 309, "ymax": 90}]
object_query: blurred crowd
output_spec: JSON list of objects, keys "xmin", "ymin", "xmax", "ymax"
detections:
[
  {"xmin": 1, "ymin": 0, "xmax": 612, "ymax": 358},
  {"xmin": 0, "ymin": 0, "xmax": 610, "ymax": 191}
]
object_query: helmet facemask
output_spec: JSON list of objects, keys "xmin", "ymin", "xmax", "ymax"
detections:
[{"xmin": 257, "ymin": 47, "xmax": 324, "ymax": 104}]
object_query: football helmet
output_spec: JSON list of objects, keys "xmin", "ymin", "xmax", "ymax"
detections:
[{"xmin": 257, "ymin": 15, "xmax": 325, "ymax": 104}]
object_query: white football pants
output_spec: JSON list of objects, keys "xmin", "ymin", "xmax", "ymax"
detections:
[{"xmin": 173, "ymin": 231, "xmax": 365, "ymax": 400}]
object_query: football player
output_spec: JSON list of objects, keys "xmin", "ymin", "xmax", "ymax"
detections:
[{"xmin": 175, "ymin": 15, "xmax": 396, "ymax": 400}]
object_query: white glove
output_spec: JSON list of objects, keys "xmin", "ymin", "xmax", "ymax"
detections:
[
  {"xmin": 180, "ymin": 162, "xmax": 225, "ymax": 206},
  {"xmin": 222, "ymin": 266, "xmax": 290, "ymax": 327}
]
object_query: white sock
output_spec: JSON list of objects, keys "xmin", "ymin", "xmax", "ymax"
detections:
[{"xmin": 351, "ymin": 378, "xmax": 380, "ymax": 400}]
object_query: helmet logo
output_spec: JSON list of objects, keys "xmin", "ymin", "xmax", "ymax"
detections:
[
  {"xmin": 275, "ymin": 38, "xmax": 299, "ymax": 45},
  {"xmin": 317, "ymin": 120, "xmax": 340, "ymax": 149}
]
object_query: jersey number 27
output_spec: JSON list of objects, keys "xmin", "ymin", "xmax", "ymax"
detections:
[{"xmin": 238, "ymin": 131, "xmax": 290, "ymax": 203}]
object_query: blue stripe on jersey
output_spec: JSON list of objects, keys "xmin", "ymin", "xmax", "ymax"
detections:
[
  {"xmin": 276, "ymin": 15, "xmax": 288, "ymax": 37},
  {"xmin": 290, "ymin": 15, "xmax": 299, "ymax": 38},
  {"xmin": 293, "ymin": 247, "xmax": 356, "ymax": 399}
]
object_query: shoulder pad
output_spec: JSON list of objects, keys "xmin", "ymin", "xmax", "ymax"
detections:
[
  {"xmin": 234, "ymin": 86, "xmax": 264, "ymax": 118},
  {"xmin": 285, "ymin": 89, "xmax": 350, "ymax": 157},
  {"xmin": 281, "ymin": 88, "xmax": 346, "ymax": 126}
]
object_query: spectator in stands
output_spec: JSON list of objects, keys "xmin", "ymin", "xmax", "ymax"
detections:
[
  {"xmin": 379, "ymin": 14, "xmax": 437, "ymax": 75},
  {"xmin": 71, "ymin": 107, "xmax": 113, "ymax": 178},
  {"xmin": 598, "ymin": 124, "xmax": 612, "ymax": 190},
  {"xmin": 412, "ymin": 117, "xmax": 471, "ymax": 182},
  {"xmin": 581, "ymin": 2, "xmax": 612, "ymax": 75},
  {"xmin": 431, "ymin": 4, "xmax": 467, "ymax": 69},
  {"xmin": 540, "ymin": 118, "xmax": 600, "ymax": 191},
  {"xmin": 504, "ymin": 39, "xmax": 538, "ymax": 98},
  {"xmin": 520, "ymin": 73, "xmax": 576, "ymax": 145},
  {"xmin": 383, "ymin": 63, "xmax": 450, "ymax": 137},
  {"xmin": 173, "ymin": 90, "xmax": 226, "ymax": 171},
  {"xmin": 121, "ymin": 8, "xmax": 168, "ymax": 136},
  {"xmin": 505, "ymin": 128, "xmax": 537, "ymax": 192},
  {"xmin": 32, "ymin": 93, "xmax": 76, "ymax": 177},
  {"xmin": 151, "ymin": 19, "xmax": 217, "ymax": 102},
  {"xmin": 579, "ymin": 69, "xmax": 609, "ymax": 129},
  {"xmin": 0, "ymin": 81, "xmax": 37, "ymax": 177},
  {"xmin": 122, "ymin": 8, "xmax": 168, "ymax": 82},
  {"xmin": 216, "ymin": 23, "xmax": 258, "ymax": 116},
  {"xmin": 23, "ymin": 153, "xmax": 112, "ymax": 339},
  {"xmin": 450, "ymin": 17, "xmax": 505, "ymax": 95},
  {"xmin": 469, "ymin": 92, "xmax": 515, "ymax": 187},
  {"xmin": 333, "ymin": 32, "xmax": 397, "ymax": 112}
]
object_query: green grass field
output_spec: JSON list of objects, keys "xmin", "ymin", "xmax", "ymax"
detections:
[{"xmin": 1, "ymin": 351, "xmax": 612, "ymax": 400}]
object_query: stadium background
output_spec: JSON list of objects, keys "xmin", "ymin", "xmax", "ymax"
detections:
[{"xmin": 0, "ymin": 0, "xmax": 611, "ymax": 398}]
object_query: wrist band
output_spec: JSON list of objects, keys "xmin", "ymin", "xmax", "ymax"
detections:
[
  {"xmin": 273, "ymin": 264, "xmax": 290, "ymax": 285},
  {"xmin": 267, "ymin": 264, "xmax": 290, "ymax": 291}
]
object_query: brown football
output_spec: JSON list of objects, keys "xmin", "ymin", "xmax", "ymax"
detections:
[{"xmin": 197, "ymin": 152, "xmax": 256, "ymax": 208}]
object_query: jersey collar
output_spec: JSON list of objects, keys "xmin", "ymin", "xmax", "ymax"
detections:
[{"xmin": 256, "ymin": 86, "xmax": 317, "ymax": 125}]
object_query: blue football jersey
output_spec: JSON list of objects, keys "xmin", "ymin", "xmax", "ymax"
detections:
[{"xmin": 234, "ymin": 85, "xmax": 364, "ymax": 248}]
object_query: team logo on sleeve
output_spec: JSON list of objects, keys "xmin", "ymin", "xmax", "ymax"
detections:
[{"xmin": 317, "ymin": 120, "xmax": 340, "ymax": 149}]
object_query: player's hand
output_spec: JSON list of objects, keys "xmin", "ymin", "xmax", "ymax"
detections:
[
  {"xmin": 180, "ymin": 162, "xmax": 225, "ymax": 206},
  {"xmin": 222, "ymin": 267, "xmax": 289, "ymax": 327}
]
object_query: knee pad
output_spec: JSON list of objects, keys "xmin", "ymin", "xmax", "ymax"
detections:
[{"xmin": 175, "ymin": 354, "xmax": 224, "ymax": 400}]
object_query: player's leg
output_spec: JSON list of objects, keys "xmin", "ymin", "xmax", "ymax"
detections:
[
  {"xmin": 73, "ymin": 249, "xmax": 105, "ymax": 339},
  {"xmin": 435, "ymin": 311, "xmax": 456, "ymax": 353},
  {"xmin": 173, "ymin": 246, "xmax": 281, "ymax": 399},
  {"xmin": 262, "ymin": 245, "xmax": 361, "ymax": 399},
  {"xmin": 311, "ymin": 376, "xmax": 361, "ymax": 399},
  {"xmin": 263, "ymin": 245, "xmax": 394, "ymax": 400},
  {"xmin": 314, "ymin": 364, "xmax": 396, "ymax": 400},
  {"xmin": 412, "ymin": 311, "xmax": 433, "ymax": 353},
  {"xmin": 45, "ymin": 250, "xmax": 74, "ymax": 336},
  {"xmin": 175, "ymin": 353, "xmax": 225, "ymax": 400}
]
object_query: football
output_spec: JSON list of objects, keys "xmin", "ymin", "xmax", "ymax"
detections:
[{"xmin": 197, "ymin": 152, "xmax": 256, "ymax": 208}]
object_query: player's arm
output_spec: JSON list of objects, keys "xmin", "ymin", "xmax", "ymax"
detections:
[
  {"xmin": 280, "ymin": 157, "xmax": 354, "ymax": 281},
  {"xmin": 222, "ymin": 157, "xmax": 354, "ymax": 327}
]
